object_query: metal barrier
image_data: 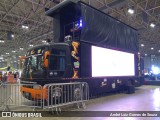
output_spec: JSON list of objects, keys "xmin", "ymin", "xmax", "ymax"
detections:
[
  {"xmin": 0, "ymin": 82, "xmax": 43, "ymax": 111},
  {"xmin": 43, "ymin": 82, "xmax": 89, "ymax": 113},
  {"xmin": 0, "ymin": 82, "xmax": 89, "ymax": 112}
]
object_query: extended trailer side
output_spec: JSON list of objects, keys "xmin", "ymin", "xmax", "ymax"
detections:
[
  {"xmin": 63, "ymin": 41, "xmax": 140, "ymax": 97},
  {"xmin": 45, "ymin": 0, "xmax": 144, "ymax": 90}
]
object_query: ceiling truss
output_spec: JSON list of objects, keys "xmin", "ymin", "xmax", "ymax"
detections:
[{"xmin": 0, "ymin": 0, "xmax": 160, "ymax": 63}]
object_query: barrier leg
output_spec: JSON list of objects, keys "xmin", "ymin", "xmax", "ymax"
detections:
[
  {"xmin": 58, "ymin": 107, "xmax": 61, "ymax": 114},
  {"xmin": 50, "ymin": 107, "xmax": 62, "ymax": 115},
  {"xmin": 82, "ymin": 102, "xmax": 86, "ymax": 109},
  {"xmin": 55, "ymin": 107, "xmax": 59, "ymax": 115},
  {"xmin": 1, "ymin": 105, "xmax": 10, "ymax": 111},
  {"xmin": 32, "ymin": 107, "xmax": 36, "ymax": 111},
  {"xmin": 76, "ymin": 102, "xmax": 80, "ymax": 109},
  {"xmin": 50, "ymin": 107, "xmax": 56, "ymax": 115}
]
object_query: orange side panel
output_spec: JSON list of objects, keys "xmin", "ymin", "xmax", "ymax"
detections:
[{"xmin": 20, "ymin": 86, "xmax": 48, "ymax": 100}]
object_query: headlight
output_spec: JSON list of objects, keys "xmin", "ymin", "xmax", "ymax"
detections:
[{"xmin": 49, "ymin": 72, "xmax": 53, "ymax": 76}]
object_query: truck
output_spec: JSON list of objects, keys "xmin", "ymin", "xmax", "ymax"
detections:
[{"xmin": 20, "ymin": 0, "xmax": 144, "ymax": 99}]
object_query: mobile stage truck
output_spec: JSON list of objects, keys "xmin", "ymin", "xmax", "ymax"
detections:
[{"xmin": 20, "ymin": 0, "xmax": 144, "ymax": 99}]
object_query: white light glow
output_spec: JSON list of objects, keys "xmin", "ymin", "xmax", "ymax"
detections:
[
  {"xmin": 151, "ymin": 47, "xmax": 154, "ymax": 50},
  {"xmin": 141, "ymin": 44, "xmax": 144, "ymax": 47},
  {"xmin": 22, "ymin": 25, "xmax": 29, "ymax": 29},
  {"xmin": 42, "ymin": 40, "xmax": 46, "ymax": 43},
  {"xmin": 25, "ymin": 26, "xmax": 29, "ymax": 29},
  {"xmin": 145, "ymin": 54, "xmax": 147, "ymax": 56},
  {"xmin": 128, "ymin": 8, "xmax": 134, "ymax": 14},
  {"xmin": 20, "ymin": 47, "xmax": 24, "ymax": 50},
  {"xmin": 92, "ymin": 46, "xmax": 135, "ymax": 77},
  {"xmin": 0, "ymin": 40, "xmax": 4, "ymax": 43},
  {"xmin": 152, "ymin": 65, "xmax": 159, "ymax": 75},
  {"xmin": 29, "ymin": 44, "xmax": 33, "ymax": 47},
  {"xmin": 11, "ymin": 34, "xmax": 14, "ymax": 38},
  {"xmin": 150, "ymin": 23, "xmax": 155, "ymax": 28}
]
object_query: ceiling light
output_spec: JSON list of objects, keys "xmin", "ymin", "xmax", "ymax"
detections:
[
  {"xmin": 141, "ymin": 44, "xmax": 144, "ymax": 47},
  {"xmin": 6, "ymin": 53, "xmax": 9, "ymax": 55},
  {"xmin": 145, "ymin": 54, "xmax": 147, "ymax": 56},
  {"xmin": 42, "ymin": 40, "xmax": 46, "ymax": 43},
  {"xmin": 20, "ymin": 47, "xmax": 24, "ymax": 50},
  {"xmin": 0, "ymin": 56, "xmax": 3, "ymax": 59},
  {"xmin": 128, "ymin": 8, "xmax": 134, "ymax": 14},
  {"xmin": 0, "ymin": 40, "xmax": 4, "ymax": 43},
  {"xmin": 12, "ymin": 51, "xmax": 16, "ymax": 53},
  {"xmin": 158, "ymin": 50, "xmax": 160, "ymax": 52},
  {"xmin": 22, "ymin": 25, "xmax": 25, "ymax": 28},
  {"xmin": 14, "ymin": 61, "xmax": 16, "ymax": 63},
  {"xmin": 11, "ymin": 34, "xmax": 14, "ymax": 38},
  {"xmin": 29, "ymin": 44, "xmax": 33, "ymax": 47},
  {"xmin": 151, "ymin": 47, "xmax": 154, "ymax": 50},
  {"xmin": 22, "ymin": 25, "xmax": 29, "ymax": 29},
  {"xmin": 150, "ymin": 23, "xmax": 155, "ymax": 28}
]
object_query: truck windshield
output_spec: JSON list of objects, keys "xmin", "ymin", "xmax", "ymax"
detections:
[{"xmin": 23, "ymin": 55, "xmax": 44, "ymax": 73}]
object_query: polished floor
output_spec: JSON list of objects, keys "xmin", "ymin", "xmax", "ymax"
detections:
[{"xmin": 1, "ymin": 85, "xmax": 160, "ymax": 120}]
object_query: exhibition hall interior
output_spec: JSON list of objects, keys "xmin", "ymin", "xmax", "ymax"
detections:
[{"xmin": 0, "ymin": 0, "xmax": 160, "ymax": 120}]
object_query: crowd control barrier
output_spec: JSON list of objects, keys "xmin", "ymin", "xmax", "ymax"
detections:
[
  {"xmin": 0, "ymin": 82, "xmax": 89, "ymax": 112},
  {"xmin": 43, "ymin": 82, "xmax": 89, "ymax": 113},
  {"xmin": 0, "ymin": 82, "xmax": 43, "ymax": 111}
]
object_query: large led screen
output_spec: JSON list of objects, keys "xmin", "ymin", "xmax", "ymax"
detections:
[{"xmin": 92, "ymin": 46, "xmax": 135, "ymax": 77}]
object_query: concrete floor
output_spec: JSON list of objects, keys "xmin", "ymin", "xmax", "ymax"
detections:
[{"xmin": 1, "ymin": 85, "xmax": 160, "ymax": 120}]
